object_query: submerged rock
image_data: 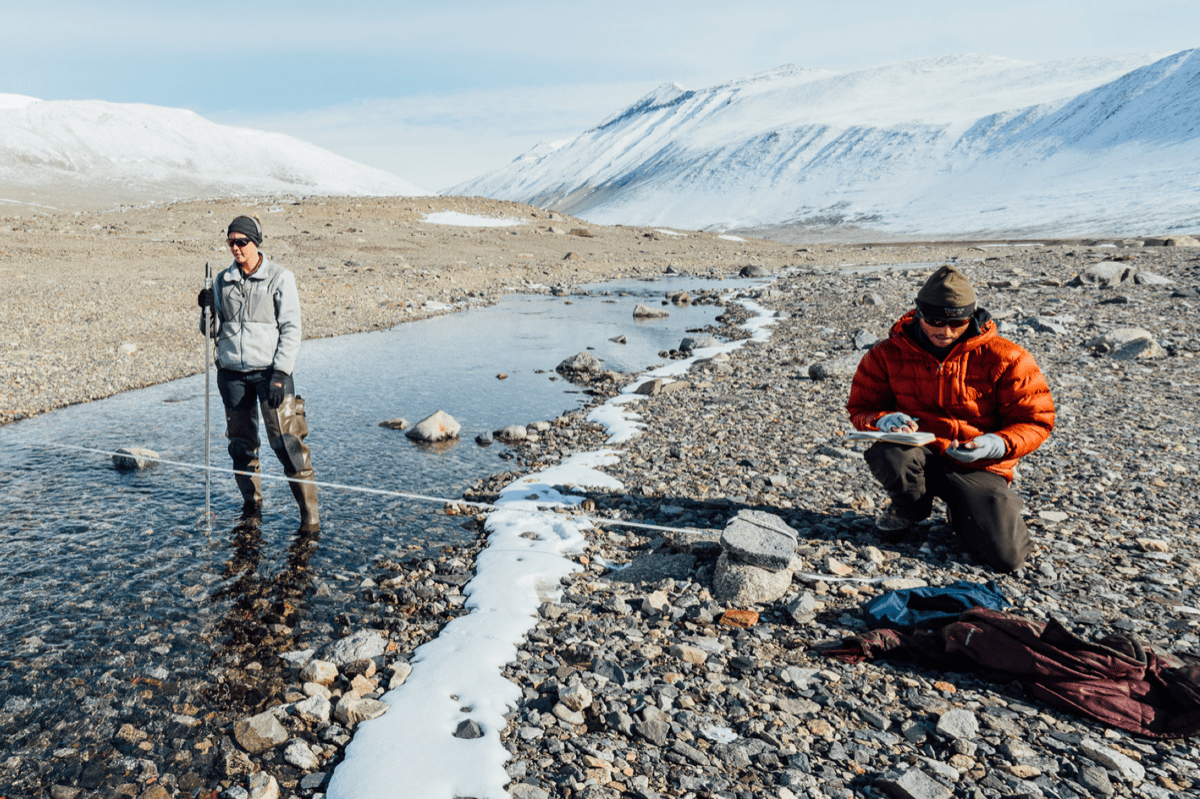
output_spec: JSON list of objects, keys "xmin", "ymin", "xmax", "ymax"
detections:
[{"xmin": 112, "ymin": 446, "xmax": 158, "ymax": 470}]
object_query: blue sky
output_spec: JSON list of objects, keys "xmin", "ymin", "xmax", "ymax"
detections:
[{"xmin": 4, "ymin": 1, "xmax": 1198, "ymax": 191}]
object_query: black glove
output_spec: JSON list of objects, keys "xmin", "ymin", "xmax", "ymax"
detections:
[
  {"xmin": 267, "ymin": 371, "xmax": 288, "ymax": 408},
  {"xmin": 197, "ymin": 288, "xmax": 214, "ymax": 310}
]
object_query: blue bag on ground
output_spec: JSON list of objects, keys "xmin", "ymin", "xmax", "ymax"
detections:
[{"xmin": 862, "ymin": 580, "xmax": 1008, "ymax": 630}]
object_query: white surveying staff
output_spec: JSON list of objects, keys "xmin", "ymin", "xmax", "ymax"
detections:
[{"xmin": 203, "ymin": 260, "xmax": 212, "ymax": 536}]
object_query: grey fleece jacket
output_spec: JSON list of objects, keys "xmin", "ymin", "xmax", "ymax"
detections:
[{"xmin": 203, "ymin": 256, "xmax": 302, "ymax": 374}]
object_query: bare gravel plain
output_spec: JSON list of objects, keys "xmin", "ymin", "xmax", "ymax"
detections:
[{"xmin": 0, "ymin": 193, "xmax": 1084, "ymax": 425}]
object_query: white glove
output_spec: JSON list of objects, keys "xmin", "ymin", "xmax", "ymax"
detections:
[
  {"xmin": 946, "ymin": 433, "xmax": 1007, "ymax": 462},
  {"xmin": 876, "ymin": 412, "xmax": 916, "ymax": 433}
]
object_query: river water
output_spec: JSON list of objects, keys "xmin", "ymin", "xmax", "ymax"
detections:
[{"xmin": 0, "ymin": 276, "xmax": 762, "ymax": 786}]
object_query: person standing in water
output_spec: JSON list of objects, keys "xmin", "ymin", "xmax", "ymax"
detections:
[{"xmin": 198, "ymin": 215, "xmax": 319, "ymax": 531}]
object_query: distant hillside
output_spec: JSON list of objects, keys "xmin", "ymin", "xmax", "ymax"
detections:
[
  {"xmin": 453, "ymin": 50, "xmax": 1199, "ymax": 239},
  {"xmin": 0, "ymin": 96, "xmax": 428, "ymax": 210}
]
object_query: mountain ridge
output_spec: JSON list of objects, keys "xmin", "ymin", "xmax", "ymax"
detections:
[
  {"xmin": 453, "ymin": 50, "xmax": 1197, "ymax": 239},
  {"xmin": 0, "ymin": 96, "xmax": 427, "ymax": 210}
]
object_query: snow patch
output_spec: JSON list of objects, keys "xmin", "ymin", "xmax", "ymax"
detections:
[{"xmin": 421, "ymin": 211, "xmax": 526, "ymax": 227}]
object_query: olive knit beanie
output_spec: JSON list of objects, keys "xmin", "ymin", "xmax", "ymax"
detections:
[
  {"xmin": 916, "ymin": 265, "xmax": 976, "ymax": 320},
  {"xmin": 227, "ymin": 215, "xmax": 263, "ymax": 246}
]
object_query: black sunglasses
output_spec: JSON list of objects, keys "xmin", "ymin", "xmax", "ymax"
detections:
[
  {"xmin": 227, "ymin": 237, "xmax": 253, "ymax": 248},
  {"xmin": 923, "ymin": 317, "xmax": 970, "ymax": 329}
]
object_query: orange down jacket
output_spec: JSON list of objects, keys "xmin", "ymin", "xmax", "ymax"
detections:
[{"xmin": 846, "ymin": 311, "xmax": 1055, "ymax": 482}]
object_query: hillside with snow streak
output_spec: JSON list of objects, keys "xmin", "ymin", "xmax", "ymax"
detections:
[
  {"xmin": 0, "ymin": 95, "xmax": 427, "ymax": 209},
  {"xmin": 453, "ymin": 50, "xmax": 1200, "ymax": 239}
]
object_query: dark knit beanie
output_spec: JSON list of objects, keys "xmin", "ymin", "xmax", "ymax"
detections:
[
  {"xmin": 227, "ymin": 215, "xmax": 263, "ymax": 245},
  {"xmin": 915, "ymin": 265, "xmax": 976, "ymax": 320}
]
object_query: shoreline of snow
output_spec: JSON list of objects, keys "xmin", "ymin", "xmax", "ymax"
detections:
[{"xmin": 327, "ymin": 298, "xmax": 779, "ymax": 799}]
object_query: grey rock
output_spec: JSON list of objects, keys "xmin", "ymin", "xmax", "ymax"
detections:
[
  {"xmin": 876, "ymin": 768, "xmax": 952, "ymax": 799},
  {"xmin": 720, "ymin": 509, "xmax": 798, "ymax": 570},
  {"xmin": 786, "ymin": 592, "xmax": 817, "ymax": 623},
  {"xmin": 935, "ymin": 708, "xmax": 978, "ymax": 741},
  {"xmin": 633, "ymin": 304, "xmax": 670, "ymax": 319},
  {"xmin": 246, "ymin": 772, "xmax": 279, "ymax": 799},
  {"xmin": 809, "ymin": 351, "xmax": 866, "ymax": 380},
  {"xmin": 334, "ymin": 695, "xmax": 389, "ymax": 726},
  {"xmin": 475, "ymin": 430, "xmax": 493, "ymax": 445},
  {"xmin": 1134, "ymin": 270, "xmax": 1173, "ymax": 285},
  {"xmin": 1077, "ymin": 764, "xmax": 1115, "ymax": 798},
  {"xmin": 232, "ymin": 711, "xmax": 289, "ymax": 754},
  {"xmin": 112, "ymin": 447, "xmax": 158, "ymax": 470},
  {"xmin": 404, "ymin": 410, "xmax": 461, "ymax": 442},
  {"xmin": 852, "ymin": 328, "xmax": 881, "ymax": 349},
  {"xmin": 378, "ymin": 418, "xmax": 408, "ymax": 430},
  {"xmin": 558, "ymin": 682, "xmax": 593, "ymax": 712},
  {"xmin": 293, "ymin": 694, "xmax": 331, "ymax": 725},
  {"xmin": 494, "ymin": 424, "xmax": 528, "ymax": 443},
  {"xmin": 321, "ymin": 629, "xmax": 387, "ymax": 666},
  {"xmin": 1111, "ymin": 337, "xmax": 1167, "ymax": 360},
  {"xmin": 740, "ymin": 265, "xmax": 771, "ymax": 277},
  {"xmin": 1023, "ymin": 315, "xmax": 1070, "ymax": 335},
  {"xmin": 454, "ymin": 719, "xmax": 484, "ymax": 739},
  {"xmin": 679, "ymin": 335, "xmax": 721, "ymax": 352},
  {"xmin": 509, "ymin": 785, "xmax": 550, "ymax": 799},
  {"xmin": 633, "ymin": 719, "xmax": 671, "ymax": 746},
  {"xmin": 1080, "ymin": 738, "xmax": 1146, "ymax": 782},
  {"xmin": 283, "ymin": 739, "xmax": 321, "ymax": 771},
  {"xmin": 1070, "ymin": 261, "xmax": 1137, "ymax": 287},
  {"xmin": 712, "ymin": 551, "xmax": 793, "ymax": 605},
  {"xmin": 556, "ymin": 351, "xmax": 602, "ymax": 373}
]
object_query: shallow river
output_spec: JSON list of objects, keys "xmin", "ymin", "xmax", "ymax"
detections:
[{"xmin": 0, "ymin": 275, "xmax": 761, "ymax": 768}]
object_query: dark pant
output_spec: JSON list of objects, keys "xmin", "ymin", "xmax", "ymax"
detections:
[
  {"xmin": 865, "ymin": 443, "xmax": 1032, "ymax": 573},
  {"xmin": 217, "ymin": 368, "xmax": 313, "ymax": 482}
]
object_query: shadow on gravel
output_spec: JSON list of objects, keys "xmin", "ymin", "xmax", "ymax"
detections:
[{"xmin": 586, "ymin": 490, "xmax": 998, "ymax": 578}]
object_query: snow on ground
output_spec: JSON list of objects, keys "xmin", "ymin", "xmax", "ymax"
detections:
[
  {"xmin": 422, "ymin": 211, "xmax": 526, "ymax": 227},
  {"xmin": 327, "ymin": 296, "xmax": 777, "ymax": 799}
]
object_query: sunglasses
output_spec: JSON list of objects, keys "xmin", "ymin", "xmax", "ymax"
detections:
[
  {"xmin": 923, "ymin": 317, "xmax": 970, "ymax": 329},
  {"xmin": 227, "ymin": 237, "xmax": 253, "ymax": 248}
]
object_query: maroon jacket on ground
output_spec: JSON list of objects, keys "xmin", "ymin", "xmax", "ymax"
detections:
[{"xmin": 827, "ymin": 608, "xmax": 1200, "ymax": 739}]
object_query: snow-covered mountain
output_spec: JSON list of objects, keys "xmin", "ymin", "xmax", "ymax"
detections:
[
  {"xmin": 453, "ymin": 50, "xmax": 1200, "ymax": 239},
  {"xmin": 0, "ymin": 96, "xmax": 428, "ymax": 208}
]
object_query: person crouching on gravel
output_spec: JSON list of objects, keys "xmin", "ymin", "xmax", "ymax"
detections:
[
  {"xmin": 197, "ymin": 215, "xmax": 320, "ymax": 531},
  {"xmin": 845, "ymin": 265, "xmax": 1054, "ymax": 572}
]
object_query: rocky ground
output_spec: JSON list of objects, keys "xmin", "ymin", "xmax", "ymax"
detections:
[
  {"xmin": 4, "ymin": 198, "xmax": 1200, "ymax": 799},
  {"xmin": 463, "ymin": 243, "xmax": 1200, "ymax": 799}
]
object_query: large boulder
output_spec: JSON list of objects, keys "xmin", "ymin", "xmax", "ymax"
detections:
[
  {"xmin": 1069, "ymin": 261, "xmax": 1137, "ymax": 287},
  {"xmin": 712, "ymin": 552, "xmax": 793, "ymax": 606},
  {"xmin": 405, "ymin": 410, "xmax": 460, "ymax": 442},
  {"xmin": 720, "ymin": 510, "xmax": 798, "ymax": 571}
]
